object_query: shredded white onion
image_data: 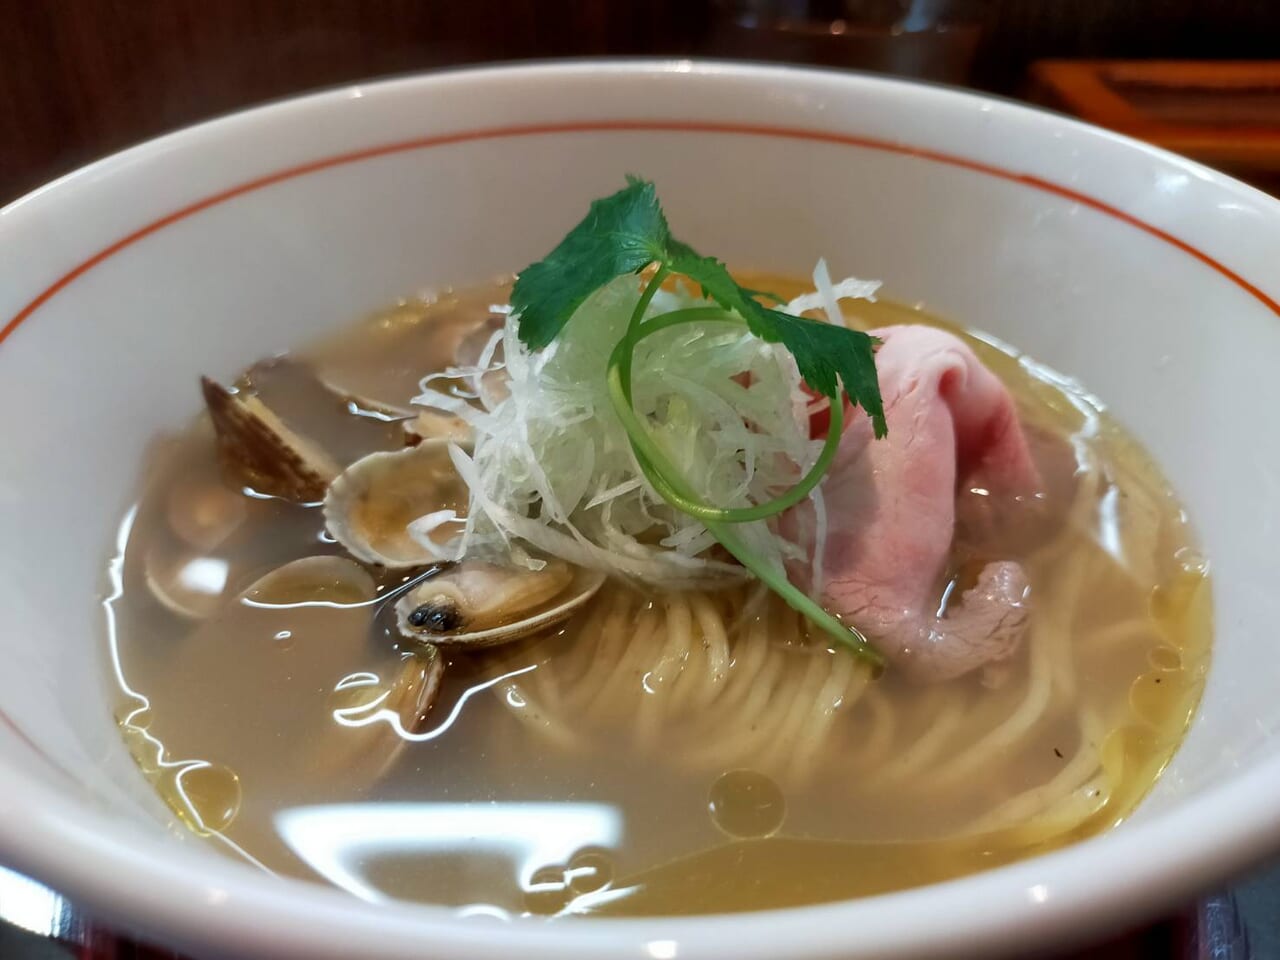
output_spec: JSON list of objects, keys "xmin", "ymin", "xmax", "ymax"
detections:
[
  {"xmin": 405, "ymin": 510, "xmax": 466, "ymax": 562},
  {"xmin": 784, "ymin": 263, "xmax": 880, "ymax": 317},
  {"xmin": 412, "ymin": 266, "xmax": 880, "ymax": 589}
]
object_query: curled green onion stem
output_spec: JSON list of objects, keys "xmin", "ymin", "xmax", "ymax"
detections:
[{"xmin": 605, "ymin": 275, "xmax": 882, "ymax": 666}]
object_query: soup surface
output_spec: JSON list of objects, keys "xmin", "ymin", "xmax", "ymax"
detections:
[{"xmin": 106, "ymin": 275, "xmax": 1210, "ymax": 916}]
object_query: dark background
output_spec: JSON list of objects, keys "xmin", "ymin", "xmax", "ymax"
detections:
[{"xmin": 2, "ymin": 0, "xmax": 1278, "ymax": 205}]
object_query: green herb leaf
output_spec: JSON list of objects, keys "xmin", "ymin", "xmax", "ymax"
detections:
[
  {"xmin": 509, "ymin": 176, "xmax": 890, "ymax": 665},
  {"xmin": 513, "ymin": 177, "xmax": 885, "ymax": 435},
  {"xmin": 512, "ymin": 177, "xmax": 671, "ymax": 350},
  {"xmin": 740, "ymin": 285, "xmax": 784, "ymax": 305},
  {"xmin": 604, "ymin": 299, "xmax": 883, "ymax": 666},
  {"xmin": 665, "ymin": 241, "xmax": 886, "ymax": 437}
]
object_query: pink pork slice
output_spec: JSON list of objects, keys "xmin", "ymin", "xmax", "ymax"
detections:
[{"xmin": 797, "ymin": 325, "xmax": 1041, "ymax": 681}]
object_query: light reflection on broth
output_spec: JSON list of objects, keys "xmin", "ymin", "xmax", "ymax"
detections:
[{"xmin": 105, "ymin": 277, "xmax": 1210, "ymax": 916}]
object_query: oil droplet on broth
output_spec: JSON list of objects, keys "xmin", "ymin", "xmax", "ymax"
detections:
[
  {"xmin": 709, "ymin": 770, "xmax": 786, "ymax": 839},
  {"xmin": 1173, "ymin": 546, "xmax": 1209, "ymax": 576},
  {"xmin": 168, "ymin": 763, "xmax": 242, "ymax": 835},
  {"xmin": 1129, "ymin": 661, "xmax": 1201, "ymax": 734},
  {"xmin": 1129, "ymin": 674, "xmax": 1172, "ymax": 728},
  {"xmin": 115, "ymin": 703, "xmax": 152, "ymax": 731},
  {"xmin": 1148, "ymin": 644, "xmax": 1183, "ymax": 672},
  {"xmin": 117, "ymin": 711, "xmax": 161, "ymax": 778},
  {"xmin": 1149, "ymin": 566, "xmax": 1208, "ymax": 625},
  {"xmin": 523, "ymin": 849, "xmax": 616, "ymax": 915},
  {"xmin": 523, "ymin": 864, "xmax": 572, "ymax": 916},
  {"xmin": 566, "ymin": 848, "xmax": 615, "ymax": 896}
]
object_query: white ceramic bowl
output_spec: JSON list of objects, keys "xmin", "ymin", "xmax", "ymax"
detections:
[{"xmin": 1, "ymin": 60, "xmax": 1279, "ymax": 960}]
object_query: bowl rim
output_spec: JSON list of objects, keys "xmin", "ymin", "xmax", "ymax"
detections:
[{"xmin": 2, "ymin": 58, "xmax": 1279, "ymax": 960}]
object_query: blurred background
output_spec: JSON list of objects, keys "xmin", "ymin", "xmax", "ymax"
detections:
[
  {"xmin": 0, "ymin": 1, "xmax": 1277, "ymax": 957},
  {"xmin": 2, "ymin": 0, "xmax": 1279, "ymax": 205}
]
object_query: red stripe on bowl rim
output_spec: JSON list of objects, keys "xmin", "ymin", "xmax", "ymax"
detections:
[{"xmin": 2, "ymin": 118, "xmax": 1278, "ymax": 349}]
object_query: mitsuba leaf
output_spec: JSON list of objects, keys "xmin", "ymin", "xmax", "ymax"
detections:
[
  {"xmin": 513, "ymin": 176, "xmax": 886, "ymax": 437},
  {"xmin": 666, "ymin": 241, "xmax": 886, "ymax": 437},
  {"xmin": 509, "ymin": 177, "xmax": 890, "ymax": 662},
  {"xmin": 512, "ymin": 177, "xmax": 670, "ymax": 349}
]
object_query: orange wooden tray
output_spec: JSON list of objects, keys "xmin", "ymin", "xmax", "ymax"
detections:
[{"xmin": 1029, "ymin": 60, "xmax": 1280, "ymax": 192}]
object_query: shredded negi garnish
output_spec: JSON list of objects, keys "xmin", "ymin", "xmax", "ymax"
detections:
[{"xmin": 415, "ymin": 177, "xmax": 887, "ymax": 664}]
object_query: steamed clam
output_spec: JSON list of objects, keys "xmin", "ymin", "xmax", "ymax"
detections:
[
  {"xmin": 323, "ymin": 430, "xmax": 605, "ymax": 649},
  {"xmin": 242, "ymin": 555, "xmax": 376, "ymax": 607},
  {"xmin": 307, "ymin": 300, "xmax": 508, "ymax": 417},
  {"xmin": 388, "ymin": 646, "xmax": 446, "ymax": 733},
  {"xmin": 323, "ymin": 441, "xmax": 469, "ymax": 567},
  {"xmin": 166, "ymin": 477, "xmax": 248, "ymax": 552},
  {"xmin": 202, "ymin": 376, "xmax": 341, "ymax": 502},
  {"xmin": 202, "ymin": 355, "xmax": 412, "ymax": 504},
  {"xmin": 327, "ymin": 647, "xmax": 446, "ymax": 738},
  {"xmin": 144, "ymin": 541, "xmax": 232, "ymax": 619},
  {"xmin": 403, "ymin": 410, "xmax": 473, "ymax": 447},
  {"xmin": 304, "ymin": 648, "xmax": 445, "ymax": 782},
  {"xmin": 144, "ymin": 456, "xmax": 249, "ymax": 619},
  {"xmin": 395, "ymin": 560, "xmax": 604, "ymax": 648},
  {"xmin": 453, "ymin": 312, "xmax": 510, "ymax": 404}
]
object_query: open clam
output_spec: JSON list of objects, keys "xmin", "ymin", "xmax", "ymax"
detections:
[
  {"xmin": 394, "ymin": 560, "xmax": 605, "ymax": 648},
  {"xmin": 304, "ymin": 646, "xmax": 445, "ymax": 782},
  {"xmin": 322, "ymin": 420, "xmax": 603, "ymax": 650},
  {"xmin": 328, "ymin": 645, "xmax": 446, "ymax": 737},
  {"xmin": 144, "ymin": 542, "xmax": 232, "ymax": 620},
  {"xmin": 307, "ymin": 299, "xmax": 509, "ymax": 415},
  {"xmin": 323, "ymin": 441, "xmax": 469, "ymax": 568},
  {"xmin": 166, "ymin": 477, "xmax": 248, "ymax": 552},
  {"xmin": 455, "ymin": 313, "xmax": 511, "ymax": 407},
  {"xmin": 202, "ymin": 357, "xmax": 406, "ymax": 503},
  {"xmin": 403, "ymin": 410, "xmax": 473, "ymax": 447},
  {"xmin": 142, "ymin": 445, "xmax": 250, "ymax": 619},
  {"xmin": 242, "ymin": 555, "xmax": 376, "ymax": 607},
  {"xmin": 388, "ymin": 646, "xmax": 446, "ymax": 733},
  {"xmin": 202, "ymin": 376, "xmax": 341, "ymax": 502}
]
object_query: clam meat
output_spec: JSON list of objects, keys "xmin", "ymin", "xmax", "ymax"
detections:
[
  {"xmin": 394, "ymin": 560, "xmax": 604, "ymax": 648},
  {"xmin": 323, "ymin": 441, "xmax": 469, "ymax": 568}
]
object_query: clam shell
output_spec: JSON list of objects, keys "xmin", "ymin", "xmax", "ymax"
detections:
[
  {"xmin": 166, "ymin": 478, "xmax": 247, "ymax": 552},
  {"xmin": 326, "ymin": 646, "xmax": 445, "ymax": 740},
  {"xmin": 145, "ymin": 461, "xmax": 249, "ymax": 618},
  {"xmin": 394, "ymin": 560, "xmax": 605, "ymax": 648},
  {"xmin": 308, "ymin": 301, "xmax": 505, "ymax": 416},
  {"xmin": 323, "ymin": 441, "xmax": 469, "ymax": 568},
  {"xmin": 403, "ymin": 410, "xmax": 473, "ymax": 447},
  {"xmin": 389, "ymin": 646, "xmax": 446, "ymax": 733},
  {"xmin": 307, "ymin": 665, "xmax": 409, "ymax": 783},
  {"xmin": 242, "ymin": 555, "xmax": 376, "ymax": 606},
  {"xmin": 144, "ymin": 542, "xmax": 231, "ymax": 619},
  {"xmin": 202, "ymin": 376, "xmax": 340, "ymax": 502},
  {"xmin": 453, "ymin": 313, "xmax": 505, "ymax": 368}
]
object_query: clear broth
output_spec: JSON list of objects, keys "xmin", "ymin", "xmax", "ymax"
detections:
[{"xmin": 106, "ymin": 276, "xmax": 1211, "ymax": 916}]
